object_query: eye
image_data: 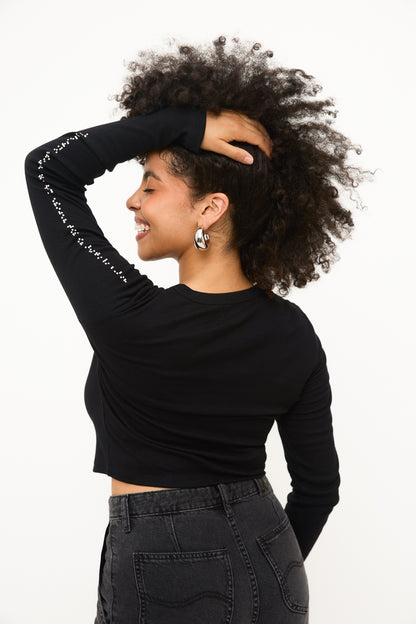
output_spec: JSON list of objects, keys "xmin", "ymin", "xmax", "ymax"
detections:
[{"xmin": 143, "ymin": 189, "xmax": 154, "ymax": 193}]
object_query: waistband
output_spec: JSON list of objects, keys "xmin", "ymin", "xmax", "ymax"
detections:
[{"xmin": 108, "ymin": 474, "xmax": 272, "ymax": 530}]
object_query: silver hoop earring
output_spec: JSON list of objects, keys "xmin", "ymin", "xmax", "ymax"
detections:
[{"xmin": 193, "ymin": 226, "xmax": 210, "ymax": 250}]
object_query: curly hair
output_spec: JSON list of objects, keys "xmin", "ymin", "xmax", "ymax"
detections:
[{"xmin": 110, "ymin": 35, "xmax": 376, "ymax": 300}]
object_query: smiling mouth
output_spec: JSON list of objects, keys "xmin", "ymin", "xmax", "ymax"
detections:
[
  {"xmin": 135, "ymin": 223, "xmax": 151, "ymax": 232},
  {"xmin": 136, "ymin": 229, "xmax": 151, "ymax": 240}
]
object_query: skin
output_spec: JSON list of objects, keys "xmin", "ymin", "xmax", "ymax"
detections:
[{"xmin": 113, "ymin": 109, "xmax": 273, "ymax": 496}]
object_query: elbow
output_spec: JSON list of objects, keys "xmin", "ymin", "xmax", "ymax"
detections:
[
  {"xmin": 321, "ymin": 466, "xmax": 342, "ymax": 510},
  {"xmin": 331, "ymin": 491, "xmax": 340, "ymax": 510},
  {"xmin": 24, "ymin": 144, "xmax": 48, "ymax": 170},
  {"xmin": 329, "ymin": 472, "xmax": 341, "ymax": 509},
  {"xmin": 319, "ymin": 471, "xmax": 341, "ymax": 512},
  {"xmin": 24, "ymin": 150, "xmax": 39, "ymax": 179},
  {"xmin": 24, "ymin": 148, "xmax": 48, "ymax": 188}
]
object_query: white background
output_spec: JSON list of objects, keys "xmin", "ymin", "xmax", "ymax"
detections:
[{"xmin": 1, "ymin": 0, "xmax": 415, "ymax": 622}]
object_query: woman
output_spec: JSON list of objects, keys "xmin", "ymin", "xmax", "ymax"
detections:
[{"xmin": 25, "ymin": 35, "xmax": 373, "ymax": 624}]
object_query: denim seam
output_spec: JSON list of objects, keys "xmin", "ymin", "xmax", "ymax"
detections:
[
  {"xmin": 110, "ymin": 524, "xmax": 116, "ymax": 622},
  {"xmin": 167, "ymin": 513, "xmax": 181, "ymax": 551},
  {"xmin": 256, "ymin": 517, "xmax": 308, "ymax": 615},
  {"xmin": 97, "ymin": 594, "xmax": 106, "ymax": 624},
  {"xmin": 217, "ymin": 484, "xmax": 260, "ymax": 624},
  {"xmin": 110, "ymin": 490, "xmax": 262, "ymax": 520},
  {"xmin": 223, "ymin": 551, "xmax": 235, "ymax": 624}
]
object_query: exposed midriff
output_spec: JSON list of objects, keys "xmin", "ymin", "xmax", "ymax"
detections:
[{"xmin": 111, "ymin": 477, "xmax": 173, "ymax": 496}]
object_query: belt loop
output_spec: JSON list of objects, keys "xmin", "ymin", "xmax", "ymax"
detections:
[
  {"xmin": 217, "ymin": 483, "xmax": 233, "ymax": 519},
  {"xmin": 121, "ymin": 495, "xmax": 131, "ymax": 533},
  {"xmin": 254, "ymin": 476, "xmax": 267, "ymax": 496}
]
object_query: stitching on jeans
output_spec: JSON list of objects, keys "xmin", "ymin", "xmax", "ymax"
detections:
[
  {"xmin": 109, "ymin": 489, "xmax": 263, "ymax": 519},
  {"xmin": 217, "ymin": 486, "xmax": 260, "ymax": 624},
  {"xmin": 167, "ymin": 513, "xmax": 181, "ymax": 551}
]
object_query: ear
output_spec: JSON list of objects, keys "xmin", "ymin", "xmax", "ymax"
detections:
[{"xmin": 199, "ymin": 192, "xmax": 230, "ymax": 221}]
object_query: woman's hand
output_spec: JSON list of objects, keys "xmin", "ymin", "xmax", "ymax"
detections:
[{"xmin": 200, "ymin": 108, "xmax": 273, "ymax": 164}]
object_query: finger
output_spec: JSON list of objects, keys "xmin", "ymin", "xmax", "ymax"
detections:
[
  {"xmin": 246, "ymin": 123, "xmax": 274, "ymax": 158},
  {"xmin": 227, "ymin": 119, "xmax": 272, "ymax": 159},
  {"xmin": 241, "ymin": 126, "xmax": 273, "ymax": 160},
  {"xmin": 236, "ymin": 114, "xmax": 274, "ymax": 159},
  {"xmin": 240, "ymin": 114, "xmax": 269, "ymax": 139},
  {"xmin": 224, "ymin": 108, "xmax": 268, "ymax": 139},
  {"xmin": 214, "ymin": 141, "xmax": 254, "ymax": 164}
]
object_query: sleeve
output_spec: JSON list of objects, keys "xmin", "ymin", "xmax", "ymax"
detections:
[
  {"xmin": 24, "ymin": 106, "xmax": 207, "ymax": 327},
  {"xmin": 276, "ymin": 333, "xmax": 341, "ymax": 561}
]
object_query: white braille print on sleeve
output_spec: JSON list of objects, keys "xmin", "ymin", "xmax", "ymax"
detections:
[{"xmin": 36, "ymin": 132, "xmax": 128, "ymax": 284}]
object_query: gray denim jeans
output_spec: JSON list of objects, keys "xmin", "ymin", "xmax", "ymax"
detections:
[{"xmin": 94, "ymin": 474, "xmax": 309, "ymax": 623}]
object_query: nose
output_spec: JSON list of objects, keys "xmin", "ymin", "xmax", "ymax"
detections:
[{"xmin": 126, "ymin": 190, "xmax": 140, "ymax": 212}]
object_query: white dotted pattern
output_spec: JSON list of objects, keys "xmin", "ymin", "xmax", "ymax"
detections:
[{"xmin": 36, "ymin": 131, "xmax": 128, "ymax": 284}]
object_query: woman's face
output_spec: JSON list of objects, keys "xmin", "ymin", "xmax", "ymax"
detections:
[{"xmin": 126, "ymin": 150, "xmax": 201, "ymax": 262}]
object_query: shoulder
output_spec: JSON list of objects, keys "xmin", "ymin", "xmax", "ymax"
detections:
[
  {"xmin": 271, "ymin": 295, "xmax": 324, "ymax": 364},
  {"xmin": 271, "ymin": 294, "xmax": 316, "ymax": 334}
]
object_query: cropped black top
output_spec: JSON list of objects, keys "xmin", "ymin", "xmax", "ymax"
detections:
[{"xmin": 24, "ymin": 106, "xmax": 340, "ymax": 560}]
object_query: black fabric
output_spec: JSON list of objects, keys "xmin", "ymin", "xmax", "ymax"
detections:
[{"xmin": 24, "ymin": 106, "xmax": 340, "ymax": 560}]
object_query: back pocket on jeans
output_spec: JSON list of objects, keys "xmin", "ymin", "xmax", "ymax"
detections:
[
  {"xmin": 256, "ymin": 516, "xmax": 309, "ymax": 615},
  {"xmin": 133, "ymin": 548, "xmax": 233, "ymax": 624}
]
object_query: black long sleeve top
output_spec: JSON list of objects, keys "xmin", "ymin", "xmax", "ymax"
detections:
[{"xmin": 24, "ymin": 106, "xmax": 340, "ymax": 560}]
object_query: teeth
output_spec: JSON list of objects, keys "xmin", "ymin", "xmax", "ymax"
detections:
[{"xmin": 135, "ymin": 223, "xmax": 151, "ymax": 232}]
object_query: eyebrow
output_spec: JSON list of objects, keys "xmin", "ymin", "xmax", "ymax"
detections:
[{"xmin": 143, "ymin": 170, "xmax": 163, "ymax": 182}]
